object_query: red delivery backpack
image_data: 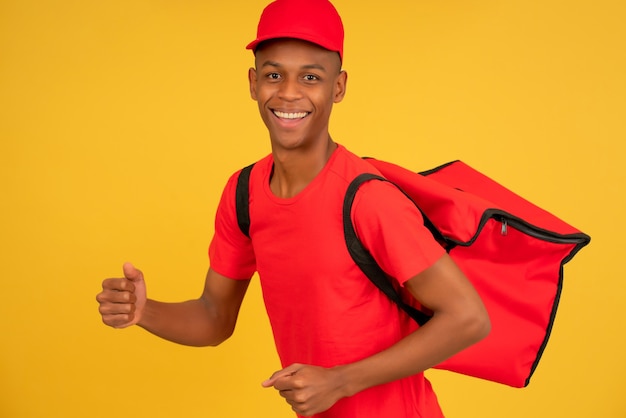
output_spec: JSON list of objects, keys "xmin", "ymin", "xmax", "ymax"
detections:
[{"xmin": 236, "ymin": 158, "xmax": 590, "ymax": 388}]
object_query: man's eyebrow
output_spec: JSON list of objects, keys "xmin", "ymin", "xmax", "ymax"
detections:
[
  {"xmin": 260, "ymin": 60, "xmax": 328, "ymax": 72},
  {"xmin": 260, "ymin": 60, "xmax": 281, "ymax": 68},
  {"xmin": 301, "ymin": 63, "xmax": 327, "ymax": 72}
]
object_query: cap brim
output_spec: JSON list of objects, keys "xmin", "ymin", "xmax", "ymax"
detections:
[{"xmin": 246, "ymin": 32, "xmax": 338, "ymax": 57}]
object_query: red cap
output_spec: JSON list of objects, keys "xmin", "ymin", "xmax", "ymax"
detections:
[{"xmin": 246, "ymin": 0, "xmax": 344, "ymax": 61}]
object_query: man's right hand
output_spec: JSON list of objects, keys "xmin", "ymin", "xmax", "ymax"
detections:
[{"xmin": 96, "ymin": 262, "xmax": 147, "ymax": 329}]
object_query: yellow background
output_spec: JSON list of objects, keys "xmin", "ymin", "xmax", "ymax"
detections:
[{"xmin": 1, "ymin": 0, "xmax": 624, "ymax": 417}]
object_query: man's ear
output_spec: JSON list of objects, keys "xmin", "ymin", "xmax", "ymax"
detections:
[
  {"xmin": 333, "ymin": 70, "xmax": 348, "ymax": 103},
  {"xmin": 248, "ymin": 67, "xmax": 258, "ymax": 101}
]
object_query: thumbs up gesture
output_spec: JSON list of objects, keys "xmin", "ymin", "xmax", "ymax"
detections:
[{"xmin": 96, "ymin": 262, "xmax": 147, "ymax": 328}]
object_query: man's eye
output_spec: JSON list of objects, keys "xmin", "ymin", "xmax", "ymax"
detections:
[
  {"xmin": 304, "ymin": 74, "xmax": 319, "ymax": 81},
  {"xmin": 267, "ymin": 73, "xmax": 281, "ymax": 80}
]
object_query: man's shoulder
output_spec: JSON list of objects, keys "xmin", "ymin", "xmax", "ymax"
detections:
[
  {"xmin": 332, "ymin": 148, "xmax": 414, "ymax": 210},
  {"xmin": 329, "ymin": 144, "xmax": 382, "ymax": 183}
]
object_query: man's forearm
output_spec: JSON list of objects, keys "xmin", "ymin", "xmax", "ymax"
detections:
[
  {"xmin": 137, "ymin": 298, "xmax": 234, "ymax": 347},
  {"xmin": 336, "ymin": 309, "xmax": 490, "ymax": 398}
]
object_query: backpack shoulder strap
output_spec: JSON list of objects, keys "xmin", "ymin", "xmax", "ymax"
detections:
[
  {"xmin": 236, "ymin": 164, "xmax": 432, "ymax": 326},
  {"xmin": 235, "ymin": 163, "xmax": 255, "ymax": 238},
  {"xmin": 343, "ymin": 173, "xmax": 432, "ymax": 326}
]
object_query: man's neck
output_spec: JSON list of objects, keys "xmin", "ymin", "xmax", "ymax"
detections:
[{"xmin": 270, "ymin": 139, "xmax": 337, "ymax": 199}]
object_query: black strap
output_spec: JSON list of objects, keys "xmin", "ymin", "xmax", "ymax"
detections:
[
  {"xmin": 343, "ymin": 173, "xmax": 433, "ymax": 326},
  {"xmin": 235, "ymin": 163, "xmax": 255, "ymax": 238},
  {"xmin": 235, "ymin": 164, "xmax": 433, "ymax": 326}
]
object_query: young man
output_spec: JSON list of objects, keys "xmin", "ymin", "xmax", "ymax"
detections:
[{"xmin": 96, "ymin": 1, "xmax": 490, "ymax": 417}]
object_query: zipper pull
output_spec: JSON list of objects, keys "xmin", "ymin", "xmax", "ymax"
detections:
[{"xmin": 501, "ymin": 219, "xmax": 508, "ymax": 236}]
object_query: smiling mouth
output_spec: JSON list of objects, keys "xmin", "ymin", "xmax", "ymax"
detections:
[{"xmin": 273, "ymin": 110, "xmax": 309, "ymax": 120}]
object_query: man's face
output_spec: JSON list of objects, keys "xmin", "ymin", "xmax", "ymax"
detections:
[{"xmin": 249, "ymin": 39, "xmax": 347, "ymax": 152}]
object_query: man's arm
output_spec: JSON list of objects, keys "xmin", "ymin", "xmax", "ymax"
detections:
[
  {"xmin": 96, "ymin": 263, "xmax": 250, "ymax": 347},
  {"xmin": 336, "ymin": 253, "xmax": 490, "ymax": 392},
  {"xmin": 262, "ymin": 253, "xmax": 490, "ymax": 417}
]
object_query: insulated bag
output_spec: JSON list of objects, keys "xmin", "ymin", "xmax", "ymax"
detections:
[{"xmin": 235, "ymin": 158, "xmax": 590, "ymax": 388}]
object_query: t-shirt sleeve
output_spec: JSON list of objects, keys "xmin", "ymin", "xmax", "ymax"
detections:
[
  {"xmin": 351, "ymin": 179, "xmax": 445, "ymax": 286},
  {"xmin": 208, "ymin": 171, "xmax": 256, "ymax": 280}
]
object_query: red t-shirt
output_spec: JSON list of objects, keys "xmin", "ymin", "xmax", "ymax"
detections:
[{"xmin": 209, "ymin": 145, "xmax": 446, "ymax": 418}]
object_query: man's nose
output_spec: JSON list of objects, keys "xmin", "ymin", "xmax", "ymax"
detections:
[{"xmin": 278, "ymin": 77, "xmax": 302, "ymax": 101}]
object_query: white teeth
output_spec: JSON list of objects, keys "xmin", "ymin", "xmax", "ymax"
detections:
[{"xmin": 274, "ymin": 110, "xmax": 308, "ymax": 119}]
